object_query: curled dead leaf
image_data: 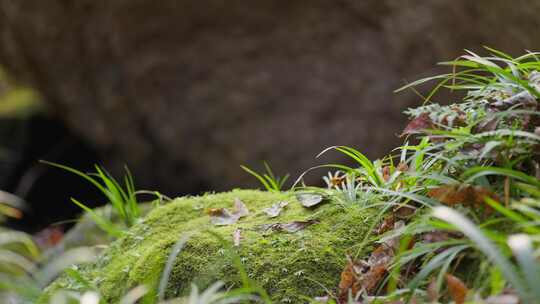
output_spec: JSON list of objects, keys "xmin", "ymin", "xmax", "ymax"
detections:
[
  {"xmin": 208, "ymin": 198, "xmax": 250, "ymax": 226},
  {"xmin": 262, "ymin": 201, "xmax": 288, "ymax": 218},
  {"xmin": 445, "ymin": 273, "xmax": 468, "ymax": 304},
  {"xmin": 338, "ymin": 242, "xmax": 396, "ymax": 301},
  {"xmin": 233, "ymin": 198, "xmax": 249, "ymax": 217},
  {"xmin": 296, "ymin": 193, "xmax": 324, "ymax": 208}
]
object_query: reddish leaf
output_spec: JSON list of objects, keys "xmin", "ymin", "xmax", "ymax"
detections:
[
  {"xmin": 338, "ymin": 257, "xmax": 360, "ymax": 301},
  {"xmin": 34, "ymin": 227, "xmax": 64, "ymax": 249},
  {"xmin": 401, "ymin": 113, "xmax": 434, "ymax": 136},
  {"xmin": 445, "ymin": 273, "xmax": 468, "ymax": 304},
  {"xmin": 382, "ymin": 166, "xmax": 391, "ymax": 182}
]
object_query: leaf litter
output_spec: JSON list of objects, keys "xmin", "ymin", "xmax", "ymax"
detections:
[
  {"xmin": 296, "ymin": 193, "xmax": 325, "ymax": 208},
  {"xmin": 208, "ymin": 198, "xmax": 250, "ymax": 226},
  {"xmin": 262, "ymin": 201, "xmax": 288, "ymax": 218}
]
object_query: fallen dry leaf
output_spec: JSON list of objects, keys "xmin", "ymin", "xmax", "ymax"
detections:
[
  {"xmin": 233, "ymin": 198, "xmax": 249, "ymax": 217},
  {"xmin": 338, "ymin": 243, "xmax": 396, "ymax": 302},
  {"xmin": 374, "ymin": 215, "xmax": 395, "ymax": 235},
  {"xmin": 445, "ymin": 273, "xmax": 468, "ymax": 304},
  {"xmin": 296, "ymin": 193, "xmax": 324, "ymax": 208},
  {"xmin": 259, "ymin": 219, "xmax": 319, "ymax": 233},
  {"xmin": 428, "ymin": 184, "xmax": 498, "ymax": 210},
  {"xmin": 262, "ymin": 201, "xmax": 288, "ymax": 218},
  {"xmin": 232, "ymin": 228, "xmax": 242, "ymax": 247},
  {"xmin": 338, "ymin": 256, "xmax": 362, "ymax": 302},
  {"xmin": 393, "ymin": 205, "xmax": 416, "ymax": 219},
  {"xmin": 208, "ymin": 198, "xmax": 250, "ymax": 226}
]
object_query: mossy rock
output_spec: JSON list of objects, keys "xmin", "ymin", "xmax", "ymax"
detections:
[{"xmin": 43, "ymin": 189, "xmax": 374, "ymax": 303}]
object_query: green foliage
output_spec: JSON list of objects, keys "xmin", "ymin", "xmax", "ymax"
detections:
[
  {"xmin": 3, "ymin": 47, "xmax": 540, "ymax": 303},
  {"xmin": 297, "ymin": 47, "xmax": 540, "ymax": 302},
  {"xmin": 42, "ymin": 161, "xmax": 142, "ymax": 236},
  {"xmin": 241, "ymin": 162, "xmax": 289, "ymax": 192}
]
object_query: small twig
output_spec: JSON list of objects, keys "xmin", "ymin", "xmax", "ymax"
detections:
[{"xmin": 504, "ymin": 177, "xmax": 510, "ymax": 207}]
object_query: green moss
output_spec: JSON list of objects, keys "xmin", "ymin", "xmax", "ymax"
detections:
[{"xmin": 43, "ymin": 189, "xmax": 374, "ymax": 303}]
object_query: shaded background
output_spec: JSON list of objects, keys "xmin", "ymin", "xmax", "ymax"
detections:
[{"xmin": 0, "ymin": 0, "xmax": 539, "ymax": 231}]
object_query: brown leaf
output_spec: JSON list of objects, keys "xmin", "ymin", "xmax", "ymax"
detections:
[
  {"xmin": 361, "ymin": 263, "xmax": 388, "ymax": 293},
  {"xmin": 428, "ymin": 184, "xmax": 498, "ymax": 210},
  {"xmin": 401, "ymin": 113, "xmax": 434, "ymax": 136},
  {"xmin": 262, "ymin": 201, "xmax": 288, "ymax": 218},
  {"xmin": 338, "ymin": 257, "xmax": 360, "ymax": 301},
  {"xmin": 445, "ymin": 274, "xmax": 468, "ymax": 304},
  {"xmin": 397, "ymin": 162, "xmax": 409, "ymax": 172},
  {"xmin": 382, "ymin": 166, "xmax": 391, "ymax": 182},
  {"xmin": 338, "ymin": 243, "xmax": 396, "ymax": 301},
  {"xmin": 232, "ymin": 228, "xmax": 242, "ymax": 247},
  {"xmin": 297, "ymin": 193, "xmax": 324, "ymax": 208},
  {"xmin": 259, "ymin": 219, "xmax": 319, "ymax": 233},
  {"xmin": 374, "ymin": 215, "xmax": 395, "ymax": 235},
  {"xmin": 209, "ymin": 198, "xmax": 250, "ymax": 226},
  {"xmin": 393, "ymin": 205, "xmax": 416, "ymax": 219},
  {"xmin": 428, "ymin": 185, "xmax": 469, "ymax": 205}
]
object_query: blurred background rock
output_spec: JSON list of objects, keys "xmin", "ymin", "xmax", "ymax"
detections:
[{"xmin": 0, "ymin": 0, "xmax": 539, "ymax": 231}]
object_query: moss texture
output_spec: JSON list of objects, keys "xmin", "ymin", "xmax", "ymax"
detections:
[{"xmin": 43, "ymin": 189, "xmax": 374, "ymax": 303}]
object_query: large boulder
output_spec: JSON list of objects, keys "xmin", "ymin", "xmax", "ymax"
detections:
[
  {"xmin": 1, "ymin": 1, "xmax": 539, "ymax": 194},
  {"xmin": 43, "ymin": 190, "xmax": 374, "ymax": 303}
]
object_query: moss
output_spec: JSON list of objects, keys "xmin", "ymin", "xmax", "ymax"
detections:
[{"xmin": 43, "ymin": 189, "xmax": 374, "ymax": 303}]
